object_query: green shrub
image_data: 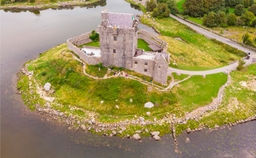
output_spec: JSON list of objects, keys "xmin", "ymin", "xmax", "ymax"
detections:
[
  {"xmin": 89, "ymin": 30, "xmax": 99, "ymax": 42},
  {"xmin": 242, "ymin": 32, "xmax": 250, "ymax": 43},
  {"xmin": 237, "ymin": 60, "xmax": 245, "ymax": 71}
]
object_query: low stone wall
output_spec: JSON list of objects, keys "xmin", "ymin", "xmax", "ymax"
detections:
[
  {"xmin": 68, "ymin": 32, "xmax": 92, "ymax": 46},
  {"xmin": 67, "ymin": 33, "xmax": 101, "ymax": 65},
  {"xmin": 138, "ymin": 29, "xmax": 168, "ymax": 51}
]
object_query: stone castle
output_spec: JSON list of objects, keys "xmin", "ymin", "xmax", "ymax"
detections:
[{"xmin": 67, "ymin": 11, "xmax": 169, "ymax": 84}]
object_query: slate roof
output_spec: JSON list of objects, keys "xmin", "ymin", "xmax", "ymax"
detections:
[{"xmin": 107, "ymin": 12, "xmax": 134, "ymax": 28}]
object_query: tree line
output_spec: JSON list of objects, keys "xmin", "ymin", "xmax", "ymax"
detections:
[
  {"xmin": 202, "ymin": 4, "xmax": 256, "ymax": 27},
  {"xmin": 182, "ymin": 0, "xmax": 256, "ymax": 27},
  {"xmin": 183, "ymin": 0, "xmax": 254, "ymax": 17}
]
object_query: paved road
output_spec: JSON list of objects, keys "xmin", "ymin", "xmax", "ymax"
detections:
[
  {"xmin": 170, "ymin": 14, "xmax": 256, "ymax": 55},
  {"xmin": 168, "ymin": 14, "xmax": 256, "ymax": 75}
]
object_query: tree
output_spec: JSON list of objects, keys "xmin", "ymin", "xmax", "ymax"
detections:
[
  {"xmin": 243, "ymin": 0, "xmax": 251, "ymax": 8},
  {"xmin": 236, "ymin": 17, "xmax": 245, "ymax": 25},
  {"xmin": 152, "ymin": 3, "xmax": 170, "ymax": 18},
  {"xmin": 234, "ymin": 4, "xmax": 245, "ymax": 16},
  {"xmin": 146, "ymin": 0, "xmax": 157, "ymax": 12},
  {"xmin": 250, "ymin": 0, "xmax": 254, "ymax": 6},
  {"xmin": 227, "ymin": 13, "xmax": 237, "ymax": 25},
  {"xmin": 241, "ymin": 11, "xmax": 255, "ymax": 25},
  {"xmin": 166, "ymin": 0, "xmax": 179, "ymax": 14},
  {"xmin": 248, "ymin": 4, "xmax": 256, "ymax": 15},
  {"xmin": 216, "ymin": 11, "xmax": 227, "ymax": 27},
  {"xmin": 251, "ymin": 18, "xmax": 256, "ymax": 27},
  {"xmin": 203, "ymin": 12, "xmax": 218, "ymax": 27}
]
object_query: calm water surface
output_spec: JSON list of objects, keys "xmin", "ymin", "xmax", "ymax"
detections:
[{"xmin": 1, "ymin": 0, "xmax": 256, "ymax": 157}]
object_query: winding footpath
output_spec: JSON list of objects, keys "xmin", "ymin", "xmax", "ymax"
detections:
[{"xmin": 168, "ymin": 14, "xmax": 256, "ymax": 76}]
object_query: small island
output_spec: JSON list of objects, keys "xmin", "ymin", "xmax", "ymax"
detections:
[{"xmin": 17, "ymin": 11, "xmax": 256, "ymax": 141}]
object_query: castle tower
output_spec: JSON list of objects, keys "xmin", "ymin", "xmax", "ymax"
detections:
[{"xmin": 99, "ymin": 11, "xmax": 138, "ymax": 69}]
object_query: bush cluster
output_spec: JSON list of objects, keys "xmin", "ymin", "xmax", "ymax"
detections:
[
  {"xmin": 89, "ymin": 30, "xmax": 99, "ymax": 42},
  {"xmin": 146, "ymin": 0, "xmax": 179, "ymax": 18}
]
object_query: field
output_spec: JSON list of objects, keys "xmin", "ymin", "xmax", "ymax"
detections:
[
  {"xmin": 212, "ymin": 26, "xmax": 256, "ymax": 47},
  {"xmin": 141, "ymin": 15, "xmax": 245, "ymax": 70}
]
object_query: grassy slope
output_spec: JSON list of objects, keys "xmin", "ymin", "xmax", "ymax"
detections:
[
  {"xmin": 26, "ymin": 44, "xmax": 178, "ymax": 121},
  {"xmin": 141, "ymin": 16, "xmax": 244, "ymax": 70}
]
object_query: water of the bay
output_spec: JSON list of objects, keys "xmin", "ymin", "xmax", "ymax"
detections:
[{"xmin": 1, "ymin": 0, "xmax": 256, "ymax": 157}]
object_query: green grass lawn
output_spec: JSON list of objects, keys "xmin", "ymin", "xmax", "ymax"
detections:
[
  {"xmin": 137, "ymin": 39, "xmax": 152, "ymax": 51},
  {"xmin": 141, "ymin": 16, "xmax": 245, "ymax": 70},
  {"xmin": 175, "ymin": 64, "xmax": 256, "ymax": 134},
  {"xmin": 85, "ymin": 63, "xmax": 107, "ymax": 78},
  {"xmin": 173, "ymin": 73, "xmax": 228, "ymax": 113},
  {"xmin": 172, "ymin": 73, "xmax": 189, "ymax": 82},
  {"xmin": 176, "ymin": 0, "xmax": 185, "ymax": 13},
  {"xmin": 81, "ymin": 41, "xmax": 100, "ymax": 48},
  {"xmin": 229, "ymin": 8, "xmax": 235, "ymax": 13},
  {"xmin": 187, "ymin": 17, "xmax": 203, "ymax": 25}
]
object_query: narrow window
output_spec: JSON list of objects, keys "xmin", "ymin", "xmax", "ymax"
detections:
[
  {"xmin": 145, "ymin": 62, "xmax": 148, "ymax": 65},
  {"xmin": 113, "ymin": 49, "xmax": 116, "ymax": 53},
  {"xmin": 144, "ymin": 69, "xmax": 147, "ymax": 72},
  {"xmin": 114, "ymin": 36, "xmax": 117, "ymax": 41},
  {"xmin": 135, "ymin": 61, "xmax": 138, "ymax": 64}
]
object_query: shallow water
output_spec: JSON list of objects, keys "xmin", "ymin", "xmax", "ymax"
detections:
[{"xmin": 1, "ymin": 0, "xmax": 256, "ymax": 157}]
